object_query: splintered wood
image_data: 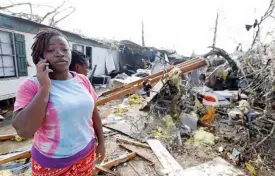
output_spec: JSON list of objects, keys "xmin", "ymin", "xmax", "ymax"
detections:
[
  {"xmin": 116, "ymin": 137, "xmax": 150, "ymax": 149},
  {"xmin": 147, "ymin": 139, "xmax": 185, "ymax": 176},
  {"xmin": 0, "ymin": 150, "xmax": 31, "ymax": 166},
  {"xmin": 0, "ymin": 144, "xmax": 32, "ymax": 166},
  {"xmin": 95, "ymin": 165, "xmax": 120, "ymax": 176},
  {"xmin": 93, "ymin": 152, "xmax": 136, "ymax": 175}
]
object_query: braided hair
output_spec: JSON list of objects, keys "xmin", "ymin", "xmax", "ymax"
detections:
[
  {"xmin": 69, "ymin": 50, "xmax": 89, "ymax": 71},
  {"xmin": 31, "ymin": 28, "xmax": 67, "ymax": 64}
]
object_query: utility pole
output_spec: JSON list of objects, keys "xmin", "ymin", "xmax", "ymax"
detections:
[
  {"xmin": 142, "ymin": 21, "xmax": 145, "ymax": 46},
  {"xmin": 212, "ymin": 12, "xmax": 219, "ymax": 48}
]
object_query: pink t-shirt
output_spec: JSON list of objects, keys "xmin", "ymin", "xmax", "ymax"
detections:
[{"xmin": 14, "ymin": 72, "xmax": 98, "ymax": 168}]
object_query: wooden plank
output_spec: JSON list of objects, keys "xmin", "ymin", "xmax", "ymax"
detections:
[
  {"xmin": 0, "ymin": 134, "xmax": 16, "ymax": 141},
  {"xmin": 97, "ymin": 59, "xmax": 207, "ymax": 106},
  {"xmin": 93, "ymin": 152, "xmax": 136, "ymax": 175},
  {"xmin": 95, "ymin": 166, "xmax": 120, "ymax": 176},
  {"xmin": 116, "ymin": 137, "xmax": 151, "ymax": 149},
  {"xmin": 0, "ymin": 150, "xmax": 31, "ymax": 166},
  {"xmin": 100, "ymin": 58, "xmax": 202, "ymax": 97},
  {"xmin": 147, "ymin": 139, "xmax": 185, "ymax": 176},
  {"xmin": 119, "ymin": 144, "xmax": 154, "ymax": 165}
]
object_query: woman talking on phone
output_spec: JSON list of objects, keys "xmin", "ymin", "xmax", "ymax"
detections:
[{"xmin": 12, "ymin": 28, "xmax": 105, "ymax": 176}]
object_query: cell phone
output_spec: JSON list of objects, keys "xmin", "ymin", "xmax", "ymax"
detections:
[{"xmin": 40, "ymin": 56, "xmax": 49, "ymax": 71}]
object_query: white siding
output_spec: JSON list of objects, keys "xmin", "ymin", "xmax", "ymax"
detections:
[
  {"xmin": 92, "ymin": 47, "xmax": 117, "ymax": 76},
  {"xmin": 112, "ymin": 50, "xmax": 120, "ymax": 72}
]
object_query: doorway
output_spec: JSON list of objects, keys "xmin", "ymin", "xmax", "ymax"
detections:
[{"xmin": 86, "ymin": 46, "xmax": 92, "ymax": 69}]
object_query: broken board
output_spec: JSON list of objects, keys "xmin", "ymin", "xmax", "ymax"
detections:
[
  {"xmin": 116, "ymin": 137, "xmax": 151, "ymax": 149},
  {"xmin": 182, "ymin": 157, "xmax": 245, "ymax": 176},
  {"xmin": 140, "ymin": 81, "xmax": 164, "ymax": 110},
  {"xmin": 93, "ymin": 152, "xmax": 136, "ymax": 174},
  {"xmin": 0, "ymin": 145, "xmax": 31, "ymax": 166},
  {"xmin": 147, "ymin": 139, "xmax": 185, "ymax": 176}
]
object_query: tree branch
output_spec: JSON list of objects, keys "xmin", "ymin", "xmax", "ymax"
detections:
[
  {"xmin": 204, "ymin": 47, "xmax": 238, "ymax": 72},
  {"xmin": 0, "ymin": 2, "xmax": 32, "ymax": 10},
  {"xmin": 212, "ymin": 12, "xmax": 219, "ymax": 48},
  {"xmin": 49, "ymin": 6, "xmax": 71, "ymax": 26},
  {"xmin": 251, "ymin": 0, "xmax": 275, "ymax": 48},
  {"xmin": 39, "ymin": 1, "xmax": 66, "ymax": 24},
  {"xmin": 255, "ymin": 125, "xmax": 275, "ymax": 147},
  {"xmin": 51, "ymin": 7, "xmax": 76, "ymax": 27}
]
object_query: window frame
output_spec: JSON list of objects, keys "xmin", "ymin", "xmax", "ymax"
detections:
[
  {"xmin": 0, "ymin": 29, "xmax": 18, "ymax": 78},
  {"xmin": 72, "ymin": 43, "xmax": 85, "ymax": 53}
]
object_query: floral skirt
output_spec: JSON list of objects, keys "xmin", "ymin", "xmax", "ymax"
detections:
[{"xmin": 32, "ymin": 146, "xmax": 95, "ymax": 176}]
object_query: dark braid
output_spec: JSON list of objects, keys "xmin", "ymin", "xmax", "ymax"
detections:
[
  {"xmin": 70, "ymin": 50, "xmax": 89, "ymax": 71},
  {"xmin": 31, "ymin": 28, "xmax": 67, "ymax": 64}
]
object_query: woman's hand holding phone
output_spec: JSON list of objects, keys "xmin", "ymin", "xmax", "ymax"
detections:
[{"xmin": 36, "ymin": 57, "xmax": 53, "ymax": 92}]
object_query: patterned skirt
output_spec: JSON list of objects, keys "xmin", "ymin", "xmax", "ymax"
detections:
[{"xmin": 32, "ymin": 146, "xmax": 95, "ymax": 176}]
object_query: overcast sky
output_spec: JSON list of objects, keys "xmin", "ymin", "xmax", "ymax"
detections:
[{"xmin": 1, "ymin": 0, "xmax": 274, "ymax": 55}]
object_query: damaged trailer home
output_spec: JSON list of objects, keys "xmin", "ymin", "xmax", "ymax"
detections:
[
  {"xmin": 118, "ymin": 40, "xmax": 190, "ymax": 73},
  {"xmin": 0, "ymin": 13, "xmax": 120, "ymax": 102}
]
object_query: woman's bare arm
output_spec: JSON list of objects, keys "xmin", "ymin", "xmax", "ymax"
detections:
[
  {"xmin": 92, "ymin": 105, "xmax": 105, "ymax": 162},
  {"xmin": 12, "ymin": 88, "xmax": 49, "ymax": 138},
  {"xmin": 92, "ymin": 106, "xmax": 104, "ymax": 144},
  {"xmin": 13, "ymin": 60, "xmax": 52, "ymax": 138}
]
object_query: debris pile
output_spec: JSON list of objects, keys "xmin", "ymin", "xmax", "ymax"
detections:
[{"xmin": 140, "ymin": 43, "xmax": 275, "ymax": 175}]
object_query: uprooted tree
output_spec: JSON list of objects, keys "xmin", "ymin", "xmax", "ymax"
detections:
[{"xmin": 0, "ymin": 1, "xmax": 75, "ymax": 27}]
